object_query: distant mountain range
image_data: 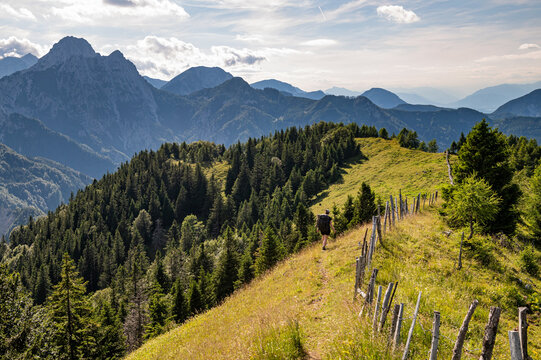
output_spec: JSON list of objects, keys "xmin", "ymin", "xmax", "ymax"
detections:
[
  {"xmin": 0, "ymin": 143, "xmax": 90, "ymax": 236},
  {"xmin": 143, "ymin": 76, "xmax": 167, "ymax": 89},
  {"xmin": 492, "ymin": 89, "xmax": 541, "ymax": 118},
  {"xmin": 361, "ymin": 88, "xmax": 406, "ymax": 109},
  {"xmin": 162, "ymin": 66, "xmax": 233, "ymax": 95},
  {"xmin": 324, "ymin": 87, "xmax": 363, "ymax": 97},
  {"xmin": 452, "ymin": 81, "xmax": 541, "ymax": 113},
  {"xmin": 0, "ymin": 53, "xmax": 38, "ymax": 78},
  {"xmin": 1, "ymin": 35, "xmax": 541, "ymax": 236},
  {"xmin": 251, "ymin": 79, "xmax": 326, "ymax": 100}
]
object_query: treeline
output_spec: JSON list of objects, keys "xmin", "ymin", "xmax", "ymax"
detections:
[{"xmin": 0, "ymin": 122, "xmax": 363, "ymax": 358}]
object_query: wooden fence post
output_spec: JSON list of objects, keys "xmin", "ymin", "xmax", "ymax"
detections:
[
  {"xmin": 359, "ymin": 268, "xmax": 378, "ymax": 317},
  {"xmin": 416, "ymin": 193, "xmax": 421, "ymax": 213},
  {"xmin": 398, "ymin": 189, "xmax": 404, "ymax": 220},
  {"xmin": 377, "ymin": 215, "xmax": 383, "ymax": 244},
  {"xmin": 389, "ymin": 304, "xmax": 400, "ymax": 343},
  {"xmin": 509, "ymin": 331, "xmax": 522, "ymax": 360},
  {"xmin": 353, "ymin": 257, "xmax": 361, "ymax": 300},
  {"xmin": 435, "ymin": 191, "xmax": 438, "ymax": 202},
  {"xmin": 479, "ymin": 306, "xmax": 501, "ymax": 360},
  {"xmin": 378, "ymin": 282, "xmax": 394, "ymax": 331},
  {"xmin": 393, "ymin": 303, "xmax": 405, "ymax": 350},
  {"xmin": 383, "ymin": 201, "xmax": 389, "ymax": 233},
  {"xmin": 451, "ymin": 299, "xmax": 479, "ymax": 360},
  {"xmin": 390, "ymin": 195, "xmax": 395, "ymax": 226},
  {"xmin": 402, "ymin": 291, "xmax": 422, "ymax": 360},
  {"xmin": 457, "ymin": 232, "xmax": 464, "ymax": 270},
  {"xmin": 428, "ymin": 311, "xmax": 440, "ymax": 360},
  {"xmin": 519, "ymin": 307, "xmax": 530, "ymax": 360},
  {"xmin": 373, "ymin": 285, "xmax": 383, "ymax": 331}
]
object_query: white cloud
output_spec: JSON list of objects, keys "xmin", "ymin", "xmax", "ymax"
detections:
[
  {"xmin": 519, "ymin": 43, "xmax": 540, "ymax": 50},
  {"xmin": 0, "ymin": 37, "xmax": 48, "ymax": 58},
  {"xmin": 377, "ymin": 5, "xmax": 420, "ymax": 24},
  {"xmin": 0, "ymin": 4, "xmax": 36, "ymax": 20},
  {"xmin": 122, "ymin": 36, "xmax": 297, "ymax": 79},
  {"xmin": 301, "ymin": 39, "xmax": 337, "ymax": 47},
  {"xmin": 235, "ymin": 34, "xmax": 265, "ymax": 43},
  {"xmin": 51, "ymin": 0, "xmax": 189, "ymax": 23},
  {"xmin": 476, "ymin": 50, "xmax": 541, "ymax": 63}
]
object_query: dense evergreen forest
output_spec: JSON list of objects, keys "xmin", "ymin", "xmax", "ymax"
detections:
[
  {"xmin": 1, "ymin": 120, "xmax": 541, "ymax": 359},
  {"xmin": 0, "ymin": 122, "xmax": 370, "ymax": 359}
]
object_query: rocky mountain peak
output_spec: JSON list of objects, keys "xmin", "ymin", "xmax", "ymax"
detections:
[{"xmin": 36, "ymin": 36, "xmax": 97, "ymax": 69}]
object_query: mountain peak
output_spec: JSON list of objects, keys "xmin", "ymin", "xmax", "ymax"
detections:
[
  {"xmin": 37, "ymin": 36, "xmax": 97, "ymax": 68},
  {"xmin": 161, "ymin": 66, "xmax": 233, "ymax": 96},
  {"xmin": 361, "ymin": 87, "xmax": 406, "ymax": 109}
]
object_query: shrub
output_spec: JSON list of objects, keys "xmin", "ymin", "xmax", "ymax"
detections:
[{"xmin": 520, "ymin": 245, "xmax": 539, "ymax": 276}]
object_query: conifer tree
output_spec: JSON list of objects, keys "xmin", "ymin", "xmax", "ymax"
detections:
[
  {"xmin": 212, "ymin": 228, "xmax": 239, "ymax": 303},
  {"xmin": 351, "ymin": 182, "xmax": 376, "ymax": 227},
  {"xmin": 454, "ymin": 120, "xmax": 520, "ymax": 234},
  {"xmin": 48, "ymin": 254, "xmax": 93, "ymax": 360},
  {"xmin": 172, "ymin": 279, "xmax": 187, "ymax": 324},
  {"xmin": 187, "ymin": 279, "xmax": 202, "ymax": 315},
  {"xmin": 95, "ymin": 302, "xmax": 126, "ymax": 359},
  {"xmin": 254, "ymin": 227, "xmax": 283, "ymax": 276},
  {"xmin": 145, "ymin": 283, "xmax": 168, "ymax": 339},
  {"xmin": 34, "ymin": 263, "xmax": 51, "ymax": 305},
  {"xmin": 235, "ymin": 249, "xmax": 254, "ymax": 289},
  {"xmin": 525, "ymin": 163, "xmax": 541, "ymax": 243}
]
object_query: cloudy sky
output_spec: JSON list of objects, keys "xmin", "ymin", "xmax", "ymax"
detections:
[{"xmin": 1, "ymin": 0, "xmax": 540, "ymax": 96}]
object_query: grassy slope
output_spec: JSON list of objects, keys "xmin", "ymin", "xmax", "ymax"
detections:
[
  {"xmin": 127, "ymin": 139, "xmax": 540, "ymax": 360},
  {"xmin": 311, "ymin": 138, "xmax": 451, "ymax": 215}
]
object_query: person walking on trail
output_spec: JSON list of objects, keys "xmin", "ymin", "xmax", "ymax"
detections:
[{"xmin": 316, "ymin": 209, "xmax": 334, "ymax": 250}]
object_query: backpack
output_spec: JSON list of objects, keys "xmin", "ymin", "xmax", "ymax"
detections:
[{"xmin": 317, "ymin": 214, "xmax": 331, "ymax": 233}]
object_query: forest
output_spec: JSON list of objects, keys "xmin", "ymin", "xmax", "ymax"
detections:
[{"xmin": 1, "ymin": 120, "xmax": 540, "ymax": 359}]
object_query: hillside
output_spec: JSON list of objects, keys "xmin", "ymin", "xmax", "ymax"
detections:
[
  {"xmin": 312, "ymin": 137, "xmax": 450, "ymax": 215},
  {"xmin": 493, "ymin": 89, "xmax": 541, "ymax": 118},
  {"xmin": 127, "ymin": 140, "xmax": 540, "ymax": 359},
  {"xmin": 0, "ymin": 143, "xmax": 91, "ymax": 236}
]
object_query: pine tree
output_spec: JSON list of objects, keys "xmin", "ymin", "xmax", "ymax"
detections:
[
  {"xmin": 454, "ymin": 120, "xmax": 520, "ymax": 234},
  {"xmin": 212, "ymin": 228, "xmax": 239, "ymax": 303},
  {"xmin": 95, "ymin": 302, "xmax": 126, "ymax": 359},
  {"xmin": 254, "ymin": 227, "xmax": 283, "ymax": 276},
  {"xmin": 48, "ymin": 254, "xmax": 93, "ymax": 360},
  {"xmin": 235, "ymin": 248, "xmax": 254, "ymax": 289},
  {"xmin": 525, "ymin": 163, "xmax": 541, "ymax": 243},
  {"xmin": 34, "ymin": 263, "xmax": 51, "ymax": 305},
  {"xmin": 351, "ymin": 182, "xmax": 376, "ymax": 227},
  {"xmin": 187, "ymin": 279, "xmax": 202, "ymax": 315},
  {"xmin": 145, "ymin": 283, "xmax": 168, "ymax": 339},
  {"xmin": 172, "ymin": 279, "xmax": 187, "ymax": 324}
]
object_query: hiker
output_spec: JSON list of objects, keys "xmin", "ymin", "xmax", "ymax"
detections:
[{"xmin": 316, "ymin": 209, "xmax": 334, "ymax": 250}]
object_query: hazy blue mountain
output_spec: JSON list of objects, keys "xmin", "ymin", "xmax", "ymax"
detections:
[
  {"xmin": 393, "ymin": 87, "xmax": 459, "ymax": 106},
  {"xmin": 492, "ymin": 89, "xmax": 541, "ymax": 118},
  {"xmin": 143, "ymin": 76, "xmax": 168, "ymax": 89},
  {"xmin": 162, "ymin": 66, "xmax": 233, "ymax": 95},
  {"xmin": 0, "ymin": 110, "xmax": 116, "ymax": 178},
  {"xmin": 452, "ymin": 81, "xmax": 541, "ymax": 113},
  {"xmin": 0, "ymin": 36, "xmax": 192, "ymax": 163},
  {"xmin": 324, "ymin": 87, "xmax": 363, "ymax": 97},
  {"xmin": 361, "ymin": 88, "xmax": 406, "ymax": 109},
  {"xmin": 251, "ymin": 79, "xmax": 326, "ymax": 100},
  {"xmin": 492, "ymin": 116, "xmax": 541, "ymax": 140},
  {"xmin": 393, "ymin": 104, "xmax": 447, "ymax": 112},
  {"xmin": 395, "ymin": 92, "xmax": 434, "ymax": 105},
  {"xmin": 0, "ymin": 143, "xmax": 91, "ymax": 236},
  {"xmin": 0, "ymin": 53, "xmax": 38, "ymax": 78}
]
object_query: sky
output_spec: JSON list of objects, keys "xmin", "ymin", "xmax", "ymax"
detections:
[{"xmin": 1, "ymin": 0, "xmax": 541, "ymax": 97}]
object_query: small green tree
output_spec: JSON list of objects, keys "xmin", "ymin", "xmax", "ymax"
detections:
[
  {"xmin": 448, "ymin": 175, "xmax": 501, "ymax": 239},
  {"xmin": 525, "ymin": 163, "xmax": 541, "ymax": 243},
  {"xmin": 254, "ymin": 227, "xmax": 283, "ymax": 276},
  {"xmin": 172, "ymin": 279, "xmax": 188, "ymax": 324},
  {"xmin": 145, "ymin": 283, "xmax": 168, "ymax": 339},
  {"xmin": 427, "ymin": 139, "xmax": 438, "ymax": 153},
  {"xmin": 48, "ymin": 254, "xmax": 93, "ymax": 360}
]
